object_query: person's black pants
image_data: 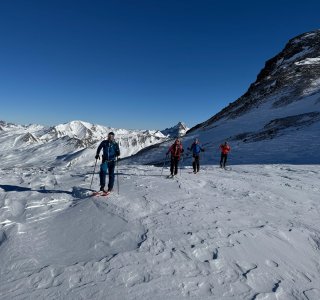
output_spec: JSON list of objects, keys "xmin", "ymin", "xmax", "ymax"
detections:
[
  {"xmin": 220, "ymin": 153, "xmax": 228, "ymax": 168},
  {"xmin": 170, "ymin": 157, "xmax": 180, "ymax": 175},
  {"xmin": 192, "ymin": 155, "xmax": 200, "ymax": 173}
]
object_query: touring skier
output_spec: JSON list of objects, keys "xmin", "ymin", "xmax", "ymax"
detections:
[
  {"xmin": 188, "ymin": 138, "xmax": 205, "ymax": 174},
  {"xmin": 220, "ymin": 141, "xmax": 231, "ymax": 168},
  {"xmin": 95, "ymin": 132, "xmax": 120, "ymax": 194},
  {"xmin": 166, "ymin": 138, "xmax": 184, "ymax": 177}
]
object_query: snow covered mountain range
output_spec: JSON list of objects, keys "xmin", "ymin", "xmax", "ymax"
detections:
[
  {"xmin": 129, "ymin": 29, "xmax": 320, "ymax": 165},
  {"xmin": 0, "ymin": 120, "xmax": 187, "ymax": 168}
]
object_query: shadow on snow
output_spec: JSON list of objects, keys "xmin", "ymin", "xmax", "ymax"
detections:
[{"xmin": 0, "ymin": 184, "xmax": 73, "ymax": 195}]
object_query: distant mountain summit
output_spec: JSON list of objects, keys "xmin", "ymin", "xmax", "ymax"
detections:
[{"xmin": 161, "ymin": 122, "xmax": 189, "ymax": 137}]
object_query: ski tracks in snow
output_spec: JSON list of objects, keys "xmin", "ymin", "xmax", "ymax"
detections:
[
  {"xmin": 0, "ymin": 165, "xmax": 320, "ymax": 299},
  {"xmin": 112, "ymin": 165, "xmax": 320, "ymax": 299}
]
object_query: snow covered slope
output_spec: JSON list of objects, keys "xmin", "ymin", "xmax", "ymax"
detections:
[
  {"xmin": 0, "ymin": 120, "xmax": 168, "ymax": 168},
  {"xmin": 1, "ymin": 164, "xmax": 320, "ymax": 299},
  {"xmin": 128, "ymin": 30, "xmax": 320, "ymax": 166}
]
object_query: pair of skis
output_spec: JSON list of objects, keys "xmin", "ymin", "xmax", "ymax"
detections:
[{"xmin": 91, "ymin": 190, "xmax": 111, "ymax": 197}]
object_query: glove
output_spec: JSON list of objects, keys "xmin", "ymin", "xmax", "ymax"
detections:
[
  {"xmin": 95, "ymin": 154, "xmax": 100, "ymax": 160},
  {"xmin": 201, "ymin": 148, "xmax": 205, "ymax": 152},
  {"xmin": 181, "ymin": 149, "xmax": 184, "ymax": 153},
  {"xmin": 187, "ymin": 147, "xmax": 190, "ymax": 151}
]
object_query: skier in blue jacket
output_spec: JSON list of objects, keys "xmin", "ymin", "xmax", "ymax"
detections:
[
  {"xmin": 188, "ymin": 138, "xmax": 205, "ymax": 174},
  {"xmin": 95, "ymin": 132, "xmax": 120, "ymax": 193}
]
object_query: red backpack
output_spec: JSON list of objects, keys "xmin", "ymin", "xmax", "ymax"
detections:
[{"xmin": 169, "ymin": 143, "xmax": 183, "ymax": 158}]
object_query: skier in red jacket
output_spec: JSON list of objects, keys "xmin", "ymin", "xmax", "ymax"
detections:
[
  {"xmin": 220, "ymin": 142, "xmax": 231, "ymax": 168},
  {"xmin": 166, "ymin": 138, "xmax": 184, "ymax": 177}
]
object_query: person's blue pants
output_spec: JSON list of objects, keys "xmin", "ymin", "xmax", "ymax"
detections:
[{"xmin": 99, "ymin": 160, "xmax": 115, "ymax": 191}]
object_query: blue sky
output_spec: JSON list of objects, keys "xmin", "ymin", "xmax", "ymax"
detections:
[{"xmin": 0, "ymin": 0, "xmax": 319, "ymax": 130}]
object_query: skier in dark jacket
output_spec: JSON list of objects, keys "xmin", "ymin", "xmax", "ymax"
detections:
[
  {"xmin": 166, "ymin": 138, "xmax": 184, "ymax": 177},
  {"xmin": 220, "ymin": 141, "xmax": 231, "ymax": 168},
  {"xmin": 95, "ymin": 132, "xmax": 120, "ymax": 193},
  {"xmin": 188, "ymin": 138, "xmax": 204, "ymax": 174}
]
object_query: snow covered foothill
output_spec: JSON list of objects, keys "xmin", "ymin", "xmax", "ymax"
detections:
[{"xmin": 1, "ymin": 164, "xmax": 320, "ymax": 299}]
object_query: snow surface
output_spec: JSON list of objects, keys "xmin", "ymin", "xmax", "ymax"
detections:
[
  {"xmin": 1, "ymin": 163, "xmax": 320, "ymax": 299},
  {"xmin": 302, "ymin": 78, "xmax": 320, "ymax": 96},
  {"xmin": 295, "ymin": 57, "xmax": 320, "ymax": 66}
]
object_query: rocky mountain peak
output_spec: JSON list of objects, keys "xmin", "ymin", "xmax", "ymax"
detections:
[
  {"xmin": 190, "ymin": 29, "xmax": 320, "ymax": 132},
  {"xmin": 161, "ymin": 122, "xmax": 189, "ymax": 137}
]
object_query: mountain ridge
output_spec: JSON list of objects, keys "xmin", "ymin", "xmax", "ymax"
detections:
[{"xmin": 188, "ymin": 29, "xmax": 320, "ymax": 133}]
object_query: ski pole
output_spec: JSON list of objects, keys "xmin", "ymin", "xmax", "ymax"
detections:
[
  {"xmin": 116, "ymin": 158, "xmax": 120, "ymax": 195},
  {"xmin": 89, "ymin": 159, "xmax": 98, "ymax": 190},
  {"xmin": 161, "ymin": 155, "xmax": 168, "ymax": 176},
  {"xmin": 180, "ymin": 154, "xmax": 184, "ymax": 177}
]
